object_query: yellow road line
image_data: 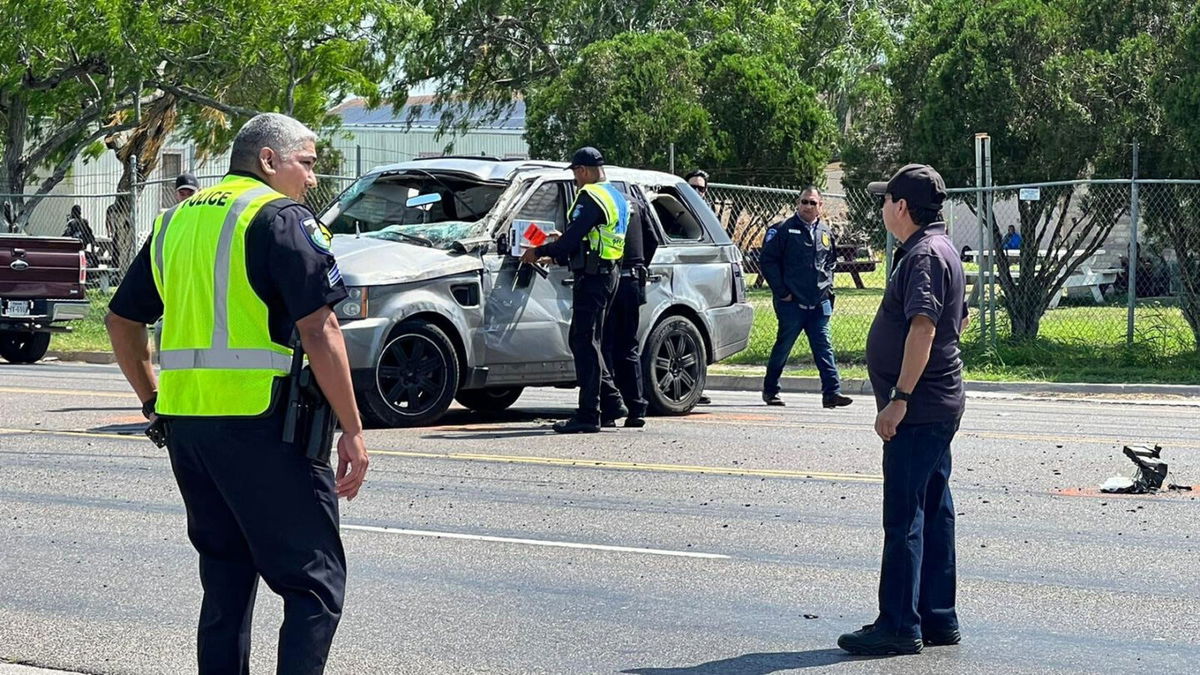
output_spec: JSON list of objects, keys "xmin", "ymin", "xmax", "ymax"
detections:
[
  {"xmin": 0, "ymin": 426, "xmax": 883, "ymax": 483},
  {"xmin": 0, "ymin": 386, "xmax": 136, "ymax": 399}
]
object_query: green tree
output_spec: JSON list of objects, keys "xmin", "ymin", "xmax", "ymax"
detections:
[
  {"xmin": 844, "ymin": 0, "xmax": 1164, "ymax": 340},
  {"xmin": 0, "ymin": 0, "xmax": 422, "ymax": 255},
  {"xmin": 524, "ymin": 31, "xmax": 714, "ymax": 170}
]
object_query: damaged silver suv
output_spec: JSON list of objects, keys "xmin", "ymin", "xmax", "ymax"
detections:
[{"xmin": 321, "ymin": 157, "xmax": 752, "ymax": 427}]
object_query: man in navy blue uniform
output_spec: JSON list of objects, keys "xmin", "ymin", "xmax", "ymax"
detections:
[
  {"xmin": 106, "ymin": 113, "xmax": 368, "ymax": 674},
  {"xmin": 838, "ymin": 164, "xmax": 967, "ymax": 656},
  {"xmin": 758, "ymin": 187, "xmax": 852, "ymax": 408}
]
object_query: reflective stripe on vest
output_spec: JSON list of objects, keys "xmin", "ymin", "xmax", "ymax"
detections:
[
  {"xmin": 570, "ymin": 182, "xmax": 628, "ymax": 261},
  {"xmin": 150, "ymin": 176, "xmax": 293, "ymax": 416}
]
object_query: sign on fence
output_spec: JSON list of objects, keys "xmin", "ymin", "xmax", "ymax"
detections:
[{"xmin": 1019, "ymin": 187, "xmax": 1041, "ymax": 201}]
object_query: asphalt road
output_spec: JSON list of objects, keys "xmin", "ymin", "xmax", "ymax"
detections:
[{"xmin": 1, "ymin": 361, "xmax": 1197, "ymax": 674}]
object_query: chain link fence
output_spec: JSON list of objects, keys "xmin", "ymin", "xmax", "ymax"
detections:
[
  {"xmin": 2, "ymin": 172, "xmax": 358, "ymax": 293},
  {"xmin": 709, "ymin": 178, "xmax": 1200, "ymax": 374}
]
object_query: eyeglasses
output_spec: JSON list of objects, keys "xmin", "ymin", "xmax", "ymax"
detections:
[
  {"xmin": 799, "ymin": 199, "xmax": 819, "ymax": 206},
  {"xmin": 690, "ymin": 184, "xmax": 707, "ymax": 193}
]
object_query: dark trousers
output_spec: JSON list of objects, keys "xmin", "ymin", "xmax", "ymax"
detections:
[
  {"xmin": 570, "ymin": 267, "xmax": 622, "ymax": 424},
  {"xmin": 166, "ymin": 411, "xmax": 346, "ymax": 675},
  {"xmin": 875, "ymin": 417, "xmax": 960, "ymax": 638},
  {"xmin": 603, "ymin": 275, "xmax": 647, "ymax": 418},
  {"xmin": 763, "ymin": 297, "xmax": 841, "ymax": 397}
]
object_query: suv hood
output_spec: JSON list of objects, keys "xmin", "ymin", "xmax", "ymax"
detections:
[{"xmin": 330, "ymin": 235, "xmax": 483, "ymax": 287}]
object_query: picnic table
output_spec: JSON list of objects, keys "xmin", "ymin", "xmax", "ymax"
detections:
[
  {"xmin": 749, "ymin": 244, "xmax": 877, "ymax": 289},
  {"xmin": 964, "ymin": 249, "xmax": 1119, "ymax": 308}
]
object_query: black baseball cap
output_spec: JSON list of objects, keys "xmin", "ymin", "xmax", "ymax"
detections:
[
  {"xmin": 175, "ymin": 172, "xmax": 200, "ymax": 192},
  {"xmin": 866, "ymin": 164, "xmax": 947, "ymax": 214},
  {"xmin": 567, "ymin": 147, "xmax": 604, "ymax": 169}
]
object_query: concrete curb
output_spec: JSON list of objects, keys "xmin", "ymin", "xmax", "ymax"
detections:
[
  {"xmin": 42, "ymin": 352, "xmax": 1200, "ymax": 398},
  {"xmin": 45, "ymin": 350, "xmax": 117, "ymax": 365},
  {"xmin": 705, "ymin": 374, "xmax": 1200, "ymax": 398}
]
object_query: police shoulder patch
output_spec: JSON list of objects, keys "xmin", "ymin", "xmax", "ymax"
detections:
[
  {"xmin": 765, "ymin": 227, "xmax": 778, "ymax": 243},
  {"xmin": 821, "ymin": 232, "xmax": 831, "ymax": 247},
  {"xmin": 301, "ymin": 217, "xmax": 333, "ymax": 253}
]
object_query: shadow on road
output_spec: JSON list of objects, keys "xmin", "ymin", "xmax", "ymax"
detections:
[{"xmin": 623, "ymin": 649, "xmax": 890, "ymax": 674}]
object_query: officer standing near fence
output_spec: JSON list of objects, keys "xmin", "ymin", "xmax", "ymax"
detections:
[
  {"xmin": 105, "ymin": 112, "xmax": 368, "ymax": 674},
  {"xmin": 838, "ymin": 163, "xmax": 967, "ymax": 656},
  {"xmin": 522, "ymin": 147, "xmax": 628, "ymax": 433},
  {"xmin": 602, "ymin": 185, "xmax": 658, "ymax": 428},
  {"xmin": 759, "ymin": 186, "xmax": 853, "ymax": 408}
]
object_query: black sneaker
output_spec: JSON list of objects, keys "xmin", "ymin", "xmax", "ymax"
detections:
[
  {"xmin": 922, "ymin": 628, "xmax": 961, "ymax": 646},
  {"xmin": 837, "ymin": 624, "xmax": 923, "ymax": 656},
  {"xmin": 553, "ymin": 418, "xmax": 601, "ymax": 434},
  {"xmin": 823, "ymin": 393, "xmax": 853, "ymax": 408},
  {"xmin": 763, "ymin": 393, "xmax": 785, "ymax": 406},
  {"xmin": 623, "ymin": 417, "xmax": 645, "ymax": 428}
]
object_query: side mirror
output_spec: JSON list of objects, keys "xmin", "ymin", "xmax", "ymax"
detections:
[{"xmin": 406, "ymin": 193, "xmax": 441, "ymax": 210}]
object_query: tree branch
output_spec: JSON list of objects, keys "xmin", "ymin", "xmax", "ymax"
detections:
[
  {"xmin": 23, "ymin": 56, "xmax": 108, "ymax": 91},
  {"xmin": 23, "ymin": 99, "xmax": 136, "ymax": 174},
  {"xmin": 147, "ymin": 80, "xmax": 262, "ymax": 117}
]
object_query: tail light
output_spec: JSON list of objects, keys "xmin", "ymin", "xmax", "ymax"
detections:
[
  {"xmin": 79, "ymin": 250, "xmax": 87, "ymax": 284},
  {"xmin": 731, "ymin": 262, "xmax": 746, "ymax": 304}
]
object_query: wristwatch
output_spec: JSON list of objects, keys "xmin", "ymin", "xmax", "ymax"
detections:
[
  {"xmin": 888, "ymin": 387, "xmax": 911, "ymax": 403},
  {"xmin": 141, "ymin": 393, "xmax": 158, "ymax": 420}
]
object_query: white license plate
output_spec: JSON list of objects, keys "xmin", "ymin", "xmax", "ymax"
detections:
[{"xmin": 4, "ymin": 300, "xmax": 31, "ymax": 317}]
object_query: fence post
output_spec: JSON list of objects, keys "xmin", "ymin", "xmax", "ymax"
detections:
[
  {"xmin": 669, "ymin": 143, "xmax": 675, "ymax": 175},
  {"xmin": 974, "ymin": 133, "xmax": 987, "ymax": 342},
  {"xmin": 356, "ymin": 145, "xmax": 362, "ymax": 177},
  {"xmin": 128, "ymin": 155, "xmax": 139, "ymax": 272},
  {"xmin": 1127, "ymin": 140, "xmax": 1139, "ymax": 347}
]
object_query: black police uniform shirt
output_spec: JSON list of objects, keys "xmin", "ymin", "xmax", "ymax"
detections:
[
  {"xmin": 620, "ymin": 188, "xmax": 659, "ymax": 269},
  {"xmin": 759, "ymin": 214, "xmax": 836, "ymax": 307},
  {"xmin": 534, "ymin": 189, "xmax": 606, "ymax": 269},
  {"xmin": 109, "ymin": 172, "xmax": 349, "ymax": 350},
  {"xmin": 865, "ymin": 222, "xmax": 967, "ymax": 424}
]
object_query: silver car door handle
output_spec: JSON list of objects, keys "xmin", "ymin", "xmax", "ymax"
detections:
[
  {"xmin": 561, "ymin": 277, "xmax": 575, "ymax": 287},
  {"xmin": 647, "ymin": 274, "xmax": 664, "ymax": 282}
]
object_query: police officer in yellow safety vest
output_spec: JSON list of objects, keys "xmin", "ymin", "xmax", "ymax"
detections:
[
  {"xmin": 105, "ymin": 113, "xmax": 368, "ymax": 675},
  {"xmin": 522, "ymin": 146, "xmax": 628, "ymax": 433}
]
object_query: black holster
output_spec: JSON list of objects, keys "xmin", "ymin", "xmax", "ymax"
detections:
[{"xmin": 281, "ymin": 334, "xmax": 336, "ymax": 463}]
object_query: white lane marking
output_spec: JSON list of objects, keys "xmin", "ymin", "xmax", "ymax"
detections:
[{"xmin": 342, "ymin": 524, "xmax": 730, "ymax": 560}]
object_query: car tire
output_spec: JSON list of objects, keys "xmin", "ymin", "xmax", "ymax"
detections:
[
  {"xmin": 455, "ymin": 387, "xmax": 524, "ymax": 413},
  {"xmin": 642, "ymin": 315, "xmax": 707, "ymax": 415},
  {"xmin": 357, "ymin": 320, "xmax": 459, "ymax": 428},
  {"xmin": 0, "ymin": 331, "xmax": 52, "ymax": 364}
]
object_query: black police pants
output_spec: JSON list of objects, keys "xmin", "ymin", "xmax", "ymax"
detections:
[
  {"xmin": 569, "ymin": 267, "xmax": 622, "ymax": 424},
  {"xmin": 166, "ymin": 411, "xmax": 346, "ymax": 675},
  {"xmin": 603, "ymin": 275, "xmax": 647, "ymax": 418},
  {"xmin": 875, "ymin": 416, "xmax": 960, "ymax": 638}
]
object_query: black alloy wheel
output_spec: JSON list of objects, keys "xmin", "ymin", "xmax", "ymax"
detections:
[
  {"xmin": 358, "ymin": 320, "xmax": 459, "ymax": 427},
  {"xmin": 643, "ymin": 316, "xmax": 707, "ymax": 415}
]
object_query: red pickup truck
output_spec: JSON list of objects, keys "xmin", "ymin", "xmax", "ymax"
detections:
[{"xmin": 0, "ymin": 234, "xmax": 90, "ymax": 363}]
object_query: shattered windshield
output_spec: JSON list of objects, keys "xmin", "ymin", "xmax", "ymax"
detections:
[{"xmin": 324, "ymin": 172, "xmax": 507, "ymax": 250}]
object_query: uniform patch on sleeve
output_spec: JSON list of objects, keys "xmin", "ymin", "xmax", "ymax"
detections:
[
  {"xmin": 821, "ymin": 232, "xmax": 831, "ymax": 247},
  {"xmin": 301, "ymin": 218, "xmax": 333, "ymax": 253},
  {"xmin": 765, "ymin": 227, "xmax": 778, "ymax": 243},
  {"xmin": 327, "ymin": 262, "xmax": 342, "ymax": 286}
]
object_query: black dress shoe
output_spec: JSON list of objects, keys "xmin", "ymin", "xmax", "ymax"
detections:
[
  {"xmin": 623, "ymin": 417, "xmax": 645, "ymax": 428},
  {"xmin": 822, "ymin": 393, "xmax": 853, "ymax": 408},
  {"xmin": 922, "ymin": 628, "xmax": 961, "ymax": 646},
  {"xmin": 837, "ymin": 624, "xmax": 923, "ymax": 655},
  {"xmin": 552, "ymin": 418, "xmax": 601, "ymax": 434},
  {"xmin": 601, "ymin": 404, "xmax": 629, "ymax": 428},
  {"xmin": 696, "ymin": 395, "xmax": 712, "ymax": 405},
  {"xmin": 762, "ymin": 394, "xmax": 785, "ymax": 406}
]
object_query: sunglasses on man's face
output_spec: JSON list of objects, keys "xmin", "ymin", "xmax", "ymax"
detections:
[
  {"xmin": 799, "ymin": 199, "xmax": 819, "ymax": 206},
  {"xmin": 690, "ymin": 183, "xmax": 707, "ymax": 192}
]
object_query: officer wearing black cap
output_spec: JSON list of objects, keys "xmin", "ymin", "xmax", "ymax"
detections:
[
  {"xmin": 521, "ymin": 147, "xmax": 628, "ymax": 433},
  {"xmin": 838, "ymin": 163, "xmax": 967, "ymax": 656},
  {"xmin": 175, "ymin": 172, "xmax": 201, "ymax": 202},
  {"xmin": 106, "ymin": 113, "xmax": 368, "ymax": 674}
]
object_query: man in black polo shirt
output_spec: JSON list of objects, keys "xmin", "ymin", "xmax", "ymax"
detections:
[{"xmin": 838, "ymin": 164, "xmax": 967, "ymax": 656}]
